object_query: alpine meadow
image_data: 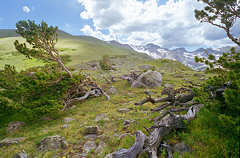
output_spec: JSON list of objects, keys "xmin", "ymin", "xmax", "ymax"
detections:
[{"xmin": 0, "ymin": 0, "xmax": 239, "ymax": 158}]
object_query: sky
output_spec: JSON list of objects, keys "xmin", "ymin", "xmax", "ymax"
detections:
[{"xmin": 0, "ymin": 0, "xmax": 239, "ymax": 50}]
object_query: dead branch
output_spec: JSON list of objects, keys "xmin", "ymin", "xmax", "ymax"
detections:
[
  {"xmin": 110, "ymin": 104, "xmax": 203, "ymax": 158},
  {"xmin": 112, "ymin": 131, "xmax": 146, "ymax": 158}
]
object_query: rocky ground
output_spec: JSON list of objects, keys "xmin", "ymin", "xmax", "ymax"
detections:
[{"xmin": 0, "ymin": 55, "xmax": 208, "ymax": 158}]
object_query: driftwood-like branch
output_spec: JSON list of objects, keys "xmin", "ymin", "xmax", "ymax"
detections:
[
  {"xmin": 112, "ymin": 131, "xmax": 146, "ymax": 158},
  {"xmin": 135, "ymin": 96, "xmax": 171, "ymax": 105},
  {"xmin": 109, "ymin": 104, "xmax": 203, "ymax": 158}
]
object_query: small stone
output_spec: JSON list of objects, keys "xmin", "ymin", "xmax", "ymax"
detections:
[
  {"xmin": 83, "ymin": 141, "xmax": 97, "ymax": 153},
  {"xmin": 61, "ymin": 124, "xmax": 69, "ymax": 129},
  {"xmin": 95, "ymin": 114, "xmax": 107, "ymax": 122},
  {"xmin": 117, "ymin": 108, "xmax": 131, "ymax": 113},
  {"xmin": 13, "ymin": 151, "xmax": 28, "ymax": 158},
  {"xmin": 36, "ymin": 135, "xmax": 68, "ymax": 152},
  {"xmin": 6, "ymin": 121, "xmax": 25, "ymax": 134},
  {"xmin": 123, "ymin": 120, "xmax": 130, "ymax": 126},
  {"xmin": 95, "ymin": 141, "xmax": 106, "ymax": 153},
  {"xmin": 85, "ymin": 126, "xmax": 99, "ymax": 134},
  {"xmin": 41, "ymin": 116, "xmax": 52, "ymax": 121},
  {"xmin": 84, "ymin": 134, "xmax": 97, "ymax": 140},
  {"xmin": 164, "ymin": 84, "xmax": 175, "ymax": 88},
  {"xmin": 107, "ymin": 87, "xmax": 117, "ymax": 94},
  {"xmin": 0, "ymin": 137, "xmax": 25, "ymax": 147},
  {"xmin": 63, "ymin": 117, "xmax": 75, "ymax": 123},
  {"xmin": 72, "ymin": 153, "xmax": 86, "ymax": 158},
  {"xmin": 119, "ymin": 133, "xmax": 131, "ymax": 140},
  {"xmin": 174, "ymin": 142, "xmax": 190, "ymax": 154},
  {"xmin": 105, "ymin": 153, "xmax": 113, "ymax": 158}
]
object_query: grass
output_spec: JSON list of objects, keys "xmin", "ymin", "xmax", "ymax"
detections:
[
  {"xmin": 0, "ymin": 35, "xmax": 214, "ymax": 157},
  {"xmin": 0, "ymin": 36, "xmax": 138, "ymax": 71}
]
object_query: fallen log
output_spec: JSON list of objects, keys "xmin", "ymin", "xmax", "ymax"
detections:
[{"xmin": 110, "ymin": 104, "xmax": 203, "ymax": 158}]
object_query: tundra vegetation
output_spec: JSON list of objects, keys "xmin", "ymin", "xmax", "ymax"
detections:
[{"xmin": 0, "ymin": 0, "xmax": 239, "ymax": 158}]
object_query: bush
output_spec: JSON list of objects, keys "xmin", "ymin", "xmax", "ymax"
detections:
[
  {"xmin": 193, "ymin": 47, "xmax": 240, "ymax": 157},
  {"xmin": 0, "ymin": 64, "xmax": 86, "ymax": 124},
  {"xmin": 99, "ymin": 55, "xmax": 115, "ymax": 71}
]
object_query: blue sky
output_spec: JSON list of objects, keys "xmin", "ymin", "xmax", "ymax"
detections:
[{"xmin": 0, "ymin": 0, "xmax": 237, "ymax": 49}]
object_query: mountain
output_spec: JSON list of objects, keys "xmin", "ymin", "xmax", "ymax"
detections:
[
  {"xmin": 130, "ymin": 43, "xmax": 239, "ymax": 70},
  {"xmin": 0, "ymin": 29, "xmax": 73, "ymax": 38}
]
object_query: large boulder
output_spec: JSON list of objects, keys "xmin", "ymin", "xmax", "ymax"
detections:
[
  {"xmin": 36, "ymin": 135, "xmax": 68, "ymax": 152},
  {"xmin": 131, "ymin": 70, "xmax": 162, "ymax": 88}
]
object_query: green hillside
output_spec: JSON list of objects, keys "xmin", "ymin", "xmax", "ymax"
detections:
[{"xmin": 0, "ymin": 33, "xmax": 142, "ymax": 71}]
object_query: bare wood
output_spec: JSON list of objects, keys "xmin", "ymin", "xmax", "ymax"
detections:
[{"xmin": 112, "ymin": 131, "xmax": 146, "ymax": 158}]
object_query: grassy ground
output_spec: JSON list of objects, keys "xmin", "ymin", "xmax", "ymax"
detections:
[
  {"xmin": 0, "ymin": 54, "xmax": 207, "ymax": 158},
  {"xmin": 0, "ymin": 37, "xmax": 137, "ymax": 71},
  {"xmin": 0, "ymin": 36, "xmax": 213, "ymax": 158}
]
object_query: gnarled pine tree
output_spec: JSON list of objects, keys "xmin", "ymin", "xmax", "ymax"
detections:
[
  {"xmin": 14, "ymin": 20, "xmax": 73, "ymax": 77},
  {"xmin": 195, "ymin": 0, "xmax": 240, "ymax": 46}
]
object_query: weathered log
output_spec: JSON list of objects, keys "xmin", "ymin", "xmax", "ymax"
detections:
[
  {"xmin": 109, "ymin": 104, "xmax": 203, "ymax": 158},
  {"xmin": 112, "ymin": 131, "xmax": 146, "ymax": 158},
  {"xmin": 161, "ymin": 142, "xmax": 174, "ymax": 158},
  {"xmin": 135, "ymin": 96, "xmax": 171, "ymax": 105}
]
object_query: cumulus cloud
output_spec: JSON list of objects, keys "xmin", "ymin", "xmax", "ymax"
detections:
[
  {"xmin": 78, "ymin": 0, "xmax": 237, "ymax": 49},
  {"xmin": 22, "ymin": 6, "xmax": 31, "ymax": 13}
]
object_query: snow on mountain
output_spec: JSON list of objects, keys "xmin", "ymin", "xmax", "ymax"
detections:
[
  {"xmin": 130, "ymin": 43, "xmax": 225, "ymax": 70},
  {"xmin": 106, "ymin": 40, "xmax": 239, "ymax": 70}
]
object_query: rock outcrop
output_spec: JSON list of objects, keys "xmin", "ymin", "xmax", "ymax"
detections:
[
  {"xmin": 36, "ymin": 135, "xmax": 68, "ymax": 152},
  {"xmin": 131, "ymin": 70, "xmax": 162, "ymax": 88}
]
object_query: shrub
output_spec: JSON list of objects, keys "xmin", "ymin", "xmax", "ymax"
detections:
[{"xmin": 0, "ymin": 64, "xmax": 86, "ymax": 124}]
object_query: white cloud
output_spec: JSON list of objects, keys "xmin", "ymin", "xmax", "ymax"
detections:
[
  {"xmin": 78, "ymin": 0, "xmax": 236, "ymax": 49},
  {"xmin": 22, "ymin": 6, "xmax": 31, "ymax": 13}
]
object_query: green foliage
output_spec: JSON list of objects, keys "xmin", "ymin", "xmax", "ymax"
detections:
[
  {"xmin": 0, "ymin": 64, "xmax": 85, "ymax": 124},
  {"xmin": 194, "ymin": 47, "xmax": 240, "ymax": 157},
  {"xmin": 195, "ymin": 0, "xmax": 240, "ymax": 45},
  {"xmin": 14, "ymin": 20, "xmax": 72, "ymax": 77},
  {"xmin": 99, "ymin": 55, "xmax": 115, "ymax": 71}
]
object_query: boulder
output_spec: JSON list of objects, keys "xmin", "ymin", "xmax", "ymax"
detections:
[
  {"xmin": 0, "ymin": 137, "xmax": 25, "ymax": 147},
  {"xmin": 36, "ymin": 135, "xmax": 68, "ymax": 152},
  {"xmin": 131, "ymin": 70, "xmax": 162, "ymax": 88},
  {"xmin": 6, "ymin": 121, "xmax": 25, "ymax": 134}
]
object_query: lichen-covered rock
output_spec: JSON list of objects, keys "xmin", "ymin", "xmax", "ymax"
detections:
[
  {"xmin": 83, "ymin": 141, "xmax": 97, "ymax": 153},
  {"xmin": 131, "ymin": 70, "xmax": 162, "ymax": 88},
  {"xmin": 63, "ymin": 117, "xmax": 75, "ymax": 123},
  {"xmin": 13, "ymin": 151, "xmax": 28, "ymax": 158},
  {"xmin": 36, "ymin": 135, "xmax": 68, "ymax": 152},
  {"xmin": 117, "ymin": 108, "xmax": 131, "ymax": 113},
  {"xmin": 174, "ymin": 142, "xmax": 190, "ymax": 154},
  {"xmin": 95, "ymin": 141, "xmax": 106, "ymax": 154},
  {"xmin": 84, "ymin": 126, "xmax": 99, "ymax": 135},
  {"xmin": 0, "ymin": 137, "xmax": 25, "ymax": 147},
  {"xmin": 6, "ymin": 121, "xmax": 25, "ymax": 134}
]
